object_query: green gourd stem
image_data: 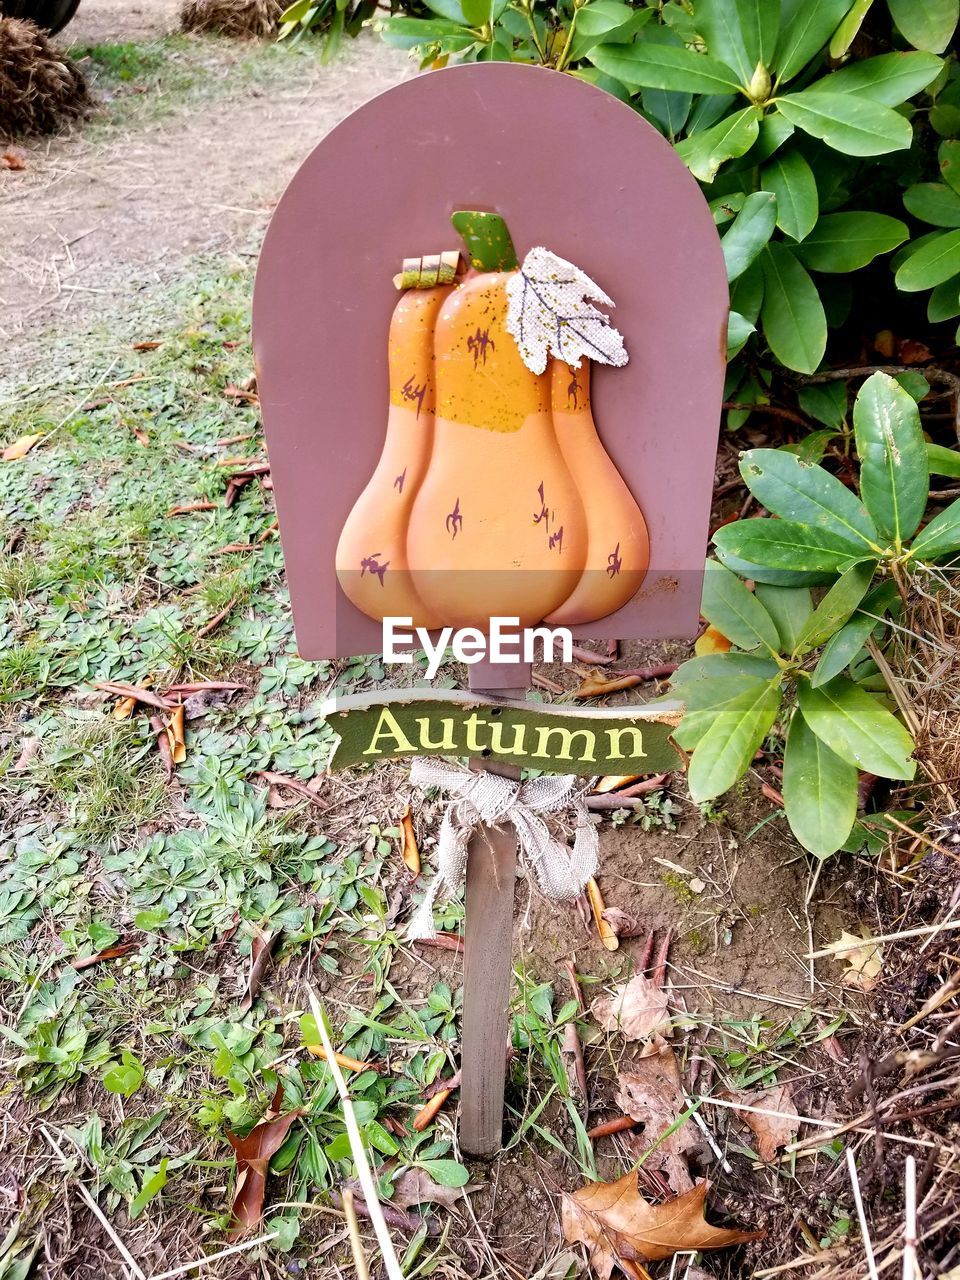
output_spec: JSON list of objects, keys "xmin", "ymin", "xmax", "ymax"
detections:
[{"xmin": 451, "ymin": 210, "xmax": 519, "ymax": 272}]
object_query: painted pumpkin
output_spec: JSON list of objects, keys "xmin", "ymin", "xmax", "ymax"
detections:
[{"xmin": 336, "ymin": 211, "xmax": 648, "ymax": 630}]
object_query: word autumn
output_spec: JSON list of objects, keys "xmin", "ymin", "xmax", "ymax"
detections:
[
  {"xmin": 362, "ymin": 706, "xmax": 647, "ymax": 764},
  {"xmin": 383, "ymin": 615, "xmax": 572, "ymax": 680}
]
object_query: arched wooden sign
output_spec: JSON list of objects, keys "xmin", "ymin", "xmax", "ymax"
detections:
[{"xmin": 254, "ymin": 61, "xmax": 728, "ymax": 660}]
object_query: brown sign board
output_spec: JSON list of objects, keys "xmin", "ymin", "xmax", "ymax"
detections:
[{"xmin": 254, "ymin": 62, "xmax": 728, "ymax": 661}]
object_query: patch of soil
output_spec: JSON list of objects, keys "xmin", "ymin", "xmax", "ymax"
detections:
[
  {"xmin": 61, "ymin": 0, "xmax": 180, "ymax": 46},
  {"xmin": 0, "ymin": 12, "xmax": 410, "ymax": 351}
]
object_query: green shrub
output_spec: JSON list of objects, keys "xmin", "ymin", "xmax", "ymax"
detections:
[
  {"xmin": 287, "ymin": 0, "xmax": 960, "ymax": 422},
  {"xmin": 670, "ymin": 370, "xmax": 960, "ymax": 857}
]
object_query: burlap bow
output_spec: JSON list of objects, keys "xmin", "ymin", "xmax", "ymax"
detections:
[{"xmin": 406, "ymin": 758, "xmax": 598, "ymax": 940}]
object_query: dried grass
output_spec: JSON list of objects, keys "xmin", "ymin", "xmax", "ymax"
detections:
[
  {"xmin": 0, "ymin": 17, "xmax": 90, "ymax": 142},
  {"xmin": 179, "ymin": 0, "xmax": 282, "ymax": 38},
  {"xmin": 891, "ymin": 566, "xmax": 960, "ymax": 828}
]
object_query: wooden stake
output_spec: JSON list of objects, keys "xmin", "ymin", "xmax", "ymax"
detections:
[{"xmin": 459, "ymin": 758, "xmax": 519, "ymax": 1158}]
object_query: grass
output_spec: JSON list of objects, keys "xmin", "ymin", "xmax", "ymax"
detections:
[
  {"xmin": 0, "ymin": 259, "xmax": 854, "ymax": 1276},
  {"xmin": 67, "ymin": 31, "xmax": 339, "ymax": 134}
]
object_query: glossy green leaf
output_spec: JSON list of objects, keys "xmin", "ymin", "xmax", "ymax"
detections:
[
  {"xmin": 643, "ymin": 88, "xmax": 694, "ymax": 136},
  {"xmin": 909, "ymin": 496, "xmax": 960, "ymax": 560},
  {"xmin": 568, "ymin": 2, "xmax": 649, "ymax": 60},
  {"xmin": 754, "ymin": 584, "xmax": 813, "ymax": 651},
  {"xmin": 381, "ymin": 15, "xmax": 471, "ymax": 38},
  {"xmin": 853, "ymin": 371, "xmax": 929, "ymax": 543},
  {"xmin": 795, "ymin": 211, "xmax": 908, "ymax": 272},
  {"xmin": 727, "ymin": 310, "xmax": 756, "ymax": 358},
  {"xmin": 888, "ymin": 0, "xmax": 958, "ymax": 52},
  {"xmin": 721, "ymin": 190, "xmax": 777, "ymax": 280},
  {"xmin": 798, "ymin": 676, "xmax": 916, "ymax": 778},
  {"xmin": 588, "ymin": 41, "xmax": 742, "ymax": 94},
  {"xmin": 829, "ymin": 0, "xmax": 872, "ymax": 58},
  {"xmin": 821, "ymin": 51, "xmax": 942, "ymax": 104},
  {"xmin": 940, "ymin": 140, "xmax": 960, "ymax": 195},
  {"xmin": 760, "ymin": 243, "xmax": 826, "ymax": 373},
  {"xmin": 677, "ymin": 106, "xmax": 762, "ymax": 183},
  {"xmin": 763, "ymin": 148, "xmax": 818, "ymax": 241},
  {"xmin": 927, "ymin": 442, "xmax": 960, "ymax": 477},
  {"xmin": 693, "ymin": 0, "xmax": 754, "ymax": 84},
  {"xmin": 714, "ymin": 518, "xmax": 870, "ymax": 574},
  {"xmin": 730, "ymin": 257, "xmax": 764, "ymax": 321},
  {"xmin": 783, "ymin": 709, "xmax": 858, "ymax": 856},
  {"xmin": 794, "ymin": 560, "xmax": 876, "ymax": 653},
  {"xmin": 773, "ymin": 0, "xmax": 854, "ymax": 83},
  {"xmin": 670, "ymin": 651, "xmax": 782, "ymax": 686},
  {"xmin": 674, "ymin": 673, "xmax": 774, "ymax": 749},
  {"xmin": 755, "ymin": 111, "xmax": 796, "ymax": 160},
  {"xmin": 735, "ymin": 0, "xmax": 780, "ymax": 70},
  {"xmin": 738, "ymin": 448, "xmax": 879, "ymax": 547},
  {"xmin": 785, "ymin": 428, "xmax": 839, "ymax": 464},
  {"xmin": 700, "ymin": 560, "xmax": 781, "ymax": 653},
  {"xmin": 776, "ymin": 91, "xmax": 913, "ymax": 156},
  {"xmin": 713, "ymin": 543, "xmax": 841, "ymax": 586},
  {"xmin": 903, "ymin": 182, "xmax": 960, "ymax": 228},
  {"xmin": 688, "ymin": 681, "xmax": 783, "ymax": 802},
  {"xmin": 894, "ymin": 370, "xmax": 930, "ymax": 402},
  {"xmin": 812, "ymin": 581, "xmax": 899, "ymax": 686},
  {"xmin": 799, "ymin": 382, "xmax": 846, "ymax": 429},
  {"xmin": 928, "ymin": 277, "xmax": 960, "ymax": 322},
  {"xmin": 895, "ymin": 228, "xmax": 960, "ymax": 291},
  {"xmin": 931, "ymin": 104, "xmax": 960, "ymax": 138}
]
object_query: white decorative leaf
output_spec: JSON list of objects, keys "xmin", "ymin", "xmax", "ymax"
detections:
[{"xmin": 504, "ymin": 247, "xmax": 629, "ymax": 375}]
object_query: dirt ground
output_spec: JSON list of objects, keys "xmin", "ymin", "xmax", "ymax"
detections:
[{"xmin": 0, "ymin": 0, "xmax": 410, "ymax": 351}]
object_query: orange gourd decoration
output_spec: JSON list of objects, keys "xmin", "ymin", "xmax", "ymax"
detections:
[{"xmin": 335, "ymin": 211, "xmax": 648, "ymax": 630}]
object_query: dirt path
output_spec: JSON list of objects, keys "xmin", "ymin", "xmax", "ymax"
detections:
[{"xmin": 0, "ymin": 1, "xmax": 410, "ymax": 352}]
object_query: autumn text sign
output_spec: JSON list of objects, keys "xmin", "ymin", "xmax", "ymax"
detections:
[{"xmin": 323, "ymin": 689, "xmax": 683, "ymax": 774}]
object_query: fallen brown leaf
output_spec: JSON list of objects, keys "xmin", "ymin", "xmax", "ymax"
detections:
[
  {"xmin": 2, "ymin": 433, "xmax": 43, "ymax": 462},
  {"xmin": 305, "ymin": 1044, "xmax": 377, "ymax": 1072},
  {"xmin": 574, "ymin": 672, "xmax": 643, "ymax": 700},
  {"xmin": 150, "ymin": 714, "xmax": 174, "ymax": 780},
  {"xmin": 694, "ymin": 626, "xmax": 732, "ymax": 656},
  {"xmin": 133, "ymin": 426, "xmax": 150, "ymax": 448},
  {"xmin": 601, "ymin": 907, "xmax": 644, "ymax": 939},
  {"xmin": 727, "ymin": 1084, "xmax": 798, "ymax": 1162},
  {"xmin": 223, "ymin": 384, "xmax": 260, "ymax": 405},
  {"xmin": 113, "ymin": 695, "xmax": 138, "ymax": 720},
  {"xmin": 594, "ymin": 775, "xmax": 642, "ymax": 793},
  {"xmin": 132, "ymin": 341, "xmax": 161, "ymax": 351},
  {"xmin": 586, "ymin": 877, "xmax": 619, "ymax": 951},
  {"xmin": 257, "ymin": 771, "xmax": 328, "ymax": 811},
  {"xmin": 95, "ymin": 681, "xmax": 175, "ymax": 711},
  {"xmin": 11, "ymin": 736, "xmax": 40, "ymax": 771},
  {"xmin": 167, "ymin": 502, "xmax": 218, "ymax": 516},
  {"xmin": 616, "ymin": 1045, "xmax": 702, "ymax": 1193},
  {"xmin": 562, "ymin": 1174, "xmax": 761, "ymax": 1275},
  {"xmin": 390, "ymin": 1167, "xmax": 479, "ymax": 1211},
  {"xmin": 239, "ymin": 929, "xmax": 275, "ymax": 1014},
  {"xmin": 166, "ymin": 705, "xmax": 187, "ymax": 765},
  {"xmin": 73, "ymin": 942, "xmax": 138, "ymax": 971},
  {"xmin": 227, "ymin": 1106, "xmax": 303, "ymax": 1240},
  {"xmin": 592, "ymin": 973, "xmax": 671, "ymax": 1049},
  {"xmin": 824, "ymin": 929, "xmax": 883, "ymax": 991},
  {"xmin": 400, "ymin": 805, "xmax": 421, "ymax": 877}
]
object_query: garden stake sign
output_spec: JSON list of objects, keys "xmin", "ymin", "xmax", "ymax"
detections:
[{"xmin": 255, "ymin": 62, "xmax": 727, "ymax": 1156}]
